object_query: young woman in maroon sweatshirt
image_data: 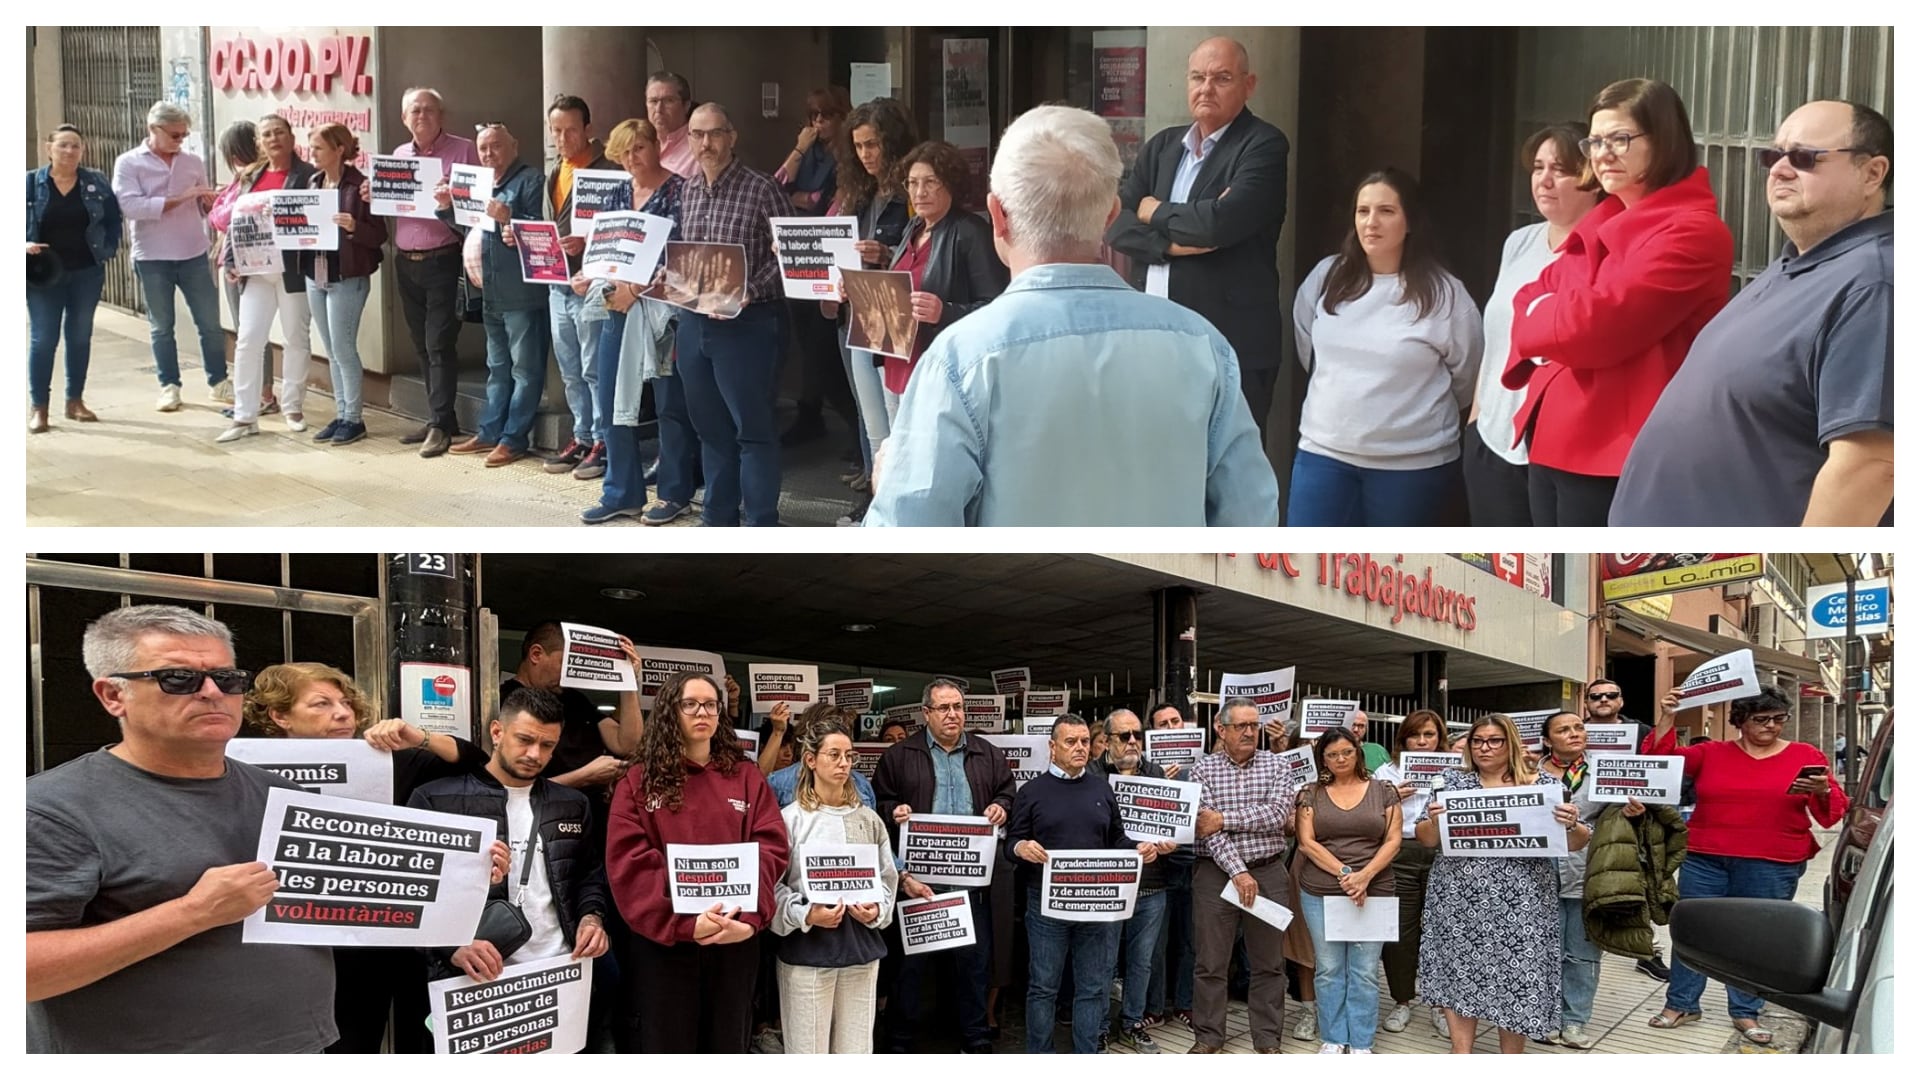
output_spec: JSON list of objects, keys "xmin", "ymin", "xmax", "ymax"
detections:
[{"xmin": 608, "ymin": 671, "xmax": 790, "ymax": 1052}]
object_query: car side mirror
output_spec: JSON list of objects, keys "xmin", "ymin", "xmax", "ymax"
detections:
[{"xmin": 1671, "ymin": 897, "xmax": 1850, "ymax": 1029}]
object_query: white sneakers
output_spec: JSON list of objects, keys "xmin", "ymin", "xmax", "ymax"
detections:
[
  {"xmin": 1383, "ymin": 1003, "xmax": 1413, "ymax": 1032},
  {"xmin": 285, "ymin": 412, "xmax": 307, "ymax": 433},
  {"xmin": 1559, "ymin": 1023, "xmax": 1594, "ymax": 1049},
  {"xmin": 209, "ymin": 378, "xmax": 234, "ymax": 403},
  {"xmin": 1291, "ymin": 1013, "xmax": 1319, "ymax": 1041},
  {"xmin": 1317, "ymin": 1042, "xmax": 1345, "ymax": 1054},
  {"xmin": 216, "ymin": 422, "xmax": 259, "ymax": 443},
  {"xmin": 156, "ymin": 384, "xmax": 182, "ymax": 412},
  {"xmin": 1350, "ymin": 1047, "xmax": 1373, "ymax": 1054},
  {"xmin": 1431, "ymin": 1007, "xmax": 1451, "ymax": 1039}
]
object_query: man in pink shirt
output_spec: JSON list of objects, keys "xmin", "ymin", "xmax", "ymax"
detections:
[{"xmin": 647, "ymin": 72, "xmax": 699, "ymax": 181}]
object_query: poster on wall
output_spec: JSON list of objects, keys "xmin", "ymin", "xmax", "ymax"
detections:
[
  {"xmin": 399, "ymin": 662, "xmax": 473, "ymax": 741},
  {"xmin": 942, "ymin": 38, "xmax": 992, "ymax": 202},
  {"xmin": 850, "ymin": 63, "xmax": 892, "ymax": 107},
  {"xmin": 1091, "ymin": 29, "xmax": 1148, "ymax": 179}
]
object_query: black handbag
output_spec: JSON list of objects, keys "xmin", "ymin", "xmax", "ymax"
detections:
[
  {"xmin": 465, "ymin": 817, "xmax": 536, "ymax": 963},
  {"xmin": 456, "ymin": 270, "xmax": 485, "ymax": 324}
]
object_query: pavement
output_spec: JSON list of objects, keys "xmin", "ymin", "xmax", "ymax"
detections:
[{"xmin": 26, "ymin": 306, "xmax": 869, "ymax": 527}]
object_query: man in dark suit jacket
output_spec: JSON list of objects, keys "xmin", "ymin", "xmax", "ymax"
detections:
[{"xmin": 1106, "ymin": 36, "xmax": 1290, "ymax": 453}]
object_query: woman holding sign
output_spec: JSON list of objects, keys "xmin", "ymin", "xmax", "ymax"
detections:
[
  {"xmin": 296, "ymin": 124, "xmax": 386, "ymax": 446},
  {"xmin": 1535, "ymin": 711, "xmax": 1626, "ymax": 1049},
  {"xmin": 1415, "ymin": 713, "xmax": 1587, "ymax": 1053},
  {"xmin": 1645, "ymin": 686, "xmax": 1846, "ymax": 1045},
  {"xmin": 607, "ymin": 671, "xmax": 790, "ymax": 1053},
  {"xmin": 1375, "ymin": 710, "xmax": 1450, "ymax": 1038},
  {"xmin": 771, "ymin": 717, "xmax": 898, "ymax": 1053}
]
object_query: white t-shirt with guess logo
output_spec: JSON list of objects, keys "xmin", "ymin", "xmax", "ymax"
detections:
[{"xmin": 504, "ymin": 785, "xmax": 566, "ymax": 962}]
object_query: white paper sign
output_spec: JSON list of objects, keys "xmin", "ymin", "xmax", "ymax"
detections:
[
  {"xmin": 1145, "ymin": 727, "xmax": 1207, "ymax": 770},
  {"xmin": 1219, "ymin": 879, "xmax": 1293, "ymax": 930},
  {"xmin": 558, "ymin": 622, "xmax": 635, "ymax": 692},
  {"xmin": 399, "ymin": 662, "xmax": 474, "ymax": 741},
  {"xmin": 1380, "ymin": 752, "xmax": 1459, "ymax": 834},
  {"xmin": 1041, "ymin": 850, "xmax": 1142, "ymax": 921},
  {"xmin": 227, "ymin": 192, "xmax": 281, "ymax": 275},
  {"xmin": 228, "ymin": 738, "xmax": 394, "ymax": 805},
  {"xmin": 580, "ymin": 209, "xmax": 673, "ymax": 285},
  {"xmin": 369, "ymin": 154, "xmax": 443, "ymax": 219},
  {"xmin": 963, "ymin": 694, "xmax": 1006, "ymax": 734},
  {"xmin": 1436, "ymin": 787, "xmax": 1568, "ymax": 858},
  {"xmin": 449, "ymin": 164, "xmax": 496, "ymax": 232},
  {"xmin": 1023, "ymin": 717, "xmax": 1060, "ymax": 736},
  {"xmin": 798, "ymin": 842, "xmax": 888, "ymax": 905},
  {"xmin": 1509, "ymin": 709, "xmax": 1559, "ymax": 752},
  {"xmin": 992, "ymin": 667, "xmax": 1032, "ymax": 695},
  {"xmin": 429, "ymin": 954, "xmax": 591, "ymax": 1054},
  {"xmin": 832, "ymin": 679, "xmax": 874, "ymax": 714},
  {"xmin": 980, "ymin": 734, "xmax": 1048, "ymax": 789},
  {"xmin": 1589, "ymin": 755, "xmax": 1685, "ymax": 805},
  {"xmin": 634, "ymin": 646, "xmax": 727, "ymax": 709},
  {"xmin": 899, "ymin": 890, "xmax": 976, "ymax": 955},
  {"xmin": 1583, "ymin": 723, "xmax": 1640, "ymax": 754},
  {"xmin": 1025, "ymin": 690, "xmax": 1071, "ymax": 716},
  {"xmin": 1274, "ymin": 745, "xmax": 1316, "ymax": 790},
  {"xmin": 884, "ymin": 703, "xmax": 922, "ymax": 726},
  {"xmin": 1324, "ymin": 895, "xmax": 1399, "ymax": 942},
  {"xmin": 821, "ymin": 236, "xmax": 860, "ymax": 291},
  {"xmin": 748, "ymin": 663, "xmax": 819, "ymax": 713},
  {"xmin": 569, "ymin": 168, "xmax": 631, "ymax": 231},
  {"xmin": 851, "ymin": 742, "xmax": 890, "ymax": 777},
  {"xmin": 1674, "ymin": 649, "xmax": 1762, "ymax": 711},
  {"xmin": 1220, "ymin": 667, "xmax": 1297, "ymax": 729},
  {"xmin": 1300, "ymin": 699, "xmax": 1359, "ymax": 738},
  {"xmin": 735, "ymin": 728, "xmax": 761, "ymax": 756},
  {"xmin": 269, "ymin": 189, "xmax": 339, "ymax": 250},
  {"xmin": 666, "ymin": 842, "xmax": 760, "ymax": 914},
  {"xmin": 770, "ymin": 216, "xmax": 860, "ymax": 299},
  {"xmin": 244, "ymin": 788, "xmax": 494, "ymax": 946},
  {"xmin": 1109, "ymin": 774, "xmax": 1201, "ymax": 844},
  {"xmin": 899, "ymin": 814, "xmax": 998, "ymax": 887},
  {"xmin": 850, "ymin": 62, "xmax": 892, "ymax": 106}
]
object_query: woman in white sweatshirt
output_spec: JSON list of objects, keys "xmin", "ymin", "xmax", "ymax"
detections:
[
  {"xmin": 1290, "ymin": 167, "xmax": 1483, "ymax": 526},
  {"xmin": 772, "ymin": 717, "xmax": 900, "ymax": 1053}
]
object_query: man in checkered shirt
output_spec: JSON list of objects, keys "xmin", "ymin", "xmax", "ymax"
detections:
[{"xmin": 1188, "ymin": 696, "xmax": 1303, "ymax": 1053}]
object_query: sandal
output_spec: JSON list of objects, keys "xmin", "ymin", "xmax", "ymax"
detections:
[
  {"xmin": 1647, "ymin": 1010, "xmax": 1701, "ymax": 1029},
  {"xmin": 1733, "ymin": 1020, "xmax": 1774, "ymax": 1046}
]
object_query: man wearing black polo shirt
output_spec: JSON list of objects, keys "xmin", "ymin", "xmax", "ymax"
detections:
[{"xmin": 500, "ymin": 621, "xmax": 642, "ymax": 793}]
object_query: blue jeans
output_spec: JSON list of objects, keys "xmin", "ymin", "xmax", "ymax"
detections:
[
  {"xmin": 891, "ymin": 888, "xmax": 992, "ymax": 1050},
  {"xmin": 652, "ymin": 369, "xmax": 701, "ymax": 506},
  {"xmin": 1667, "ymin": 854, "xmax": 1807, "ymax": 1020},
  {"xmin": 306, "ymin": 275, "xmax": 371, "ymax": 423},
  {"xmin": 676, "ymin": 303, "xmax": 782, "ymax": 526},
  {"xmin": 550, "ymin": 285, "xmax": 604, "ymax": 445},
  {"xmin": 1026, "ymin": 888, "xmax": 1121, "ymax": 1054},
  {"xmin": 478, "ymin": 306, "xmax": 551, "ymax": 451},
  {"xmin": 1560, "ymin": 896, "xmax": 1601, "ymax": 1025},
  {"xmin": 27, "ymin": 264, "xmax": 106, "ymax": 406},
  {"xmin": 592, "ymin": 310, "xmax": 648, "ymax": 510},
  {"xmin": 134, "ymin": 254, "xmax": 228, "ymax": 388},
  {"xmin": 1286, "ymin": 447, "xmax": 1456, "ymax": 526},
  {"xmin": 842, "ymin": 335, "xmax": 891, "ymax": 470},
  {"xmin": 1148, "ymin": 862, "xmax": 1194, "ymax": 1013},
  {"xmin": 1118, "ymin": 888, "xmax": 1169, "ymax": 1029},
  {"xmin": 1298, "ymin": 892, "xmax": 1386, "ymax": 1051}
]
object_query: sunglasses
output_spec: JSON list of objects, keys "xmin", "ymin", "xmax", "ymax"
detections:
[
  {"xmin": 1587, "ymin": 691, "xmax": 1621, "ymax": 701},
  {"xmin": 111, "ymin": 667, "xmax": 253, "ymax": 695},
  {"xmin": 1756, "ymin": 146, "xmax": 1867, "ymax": 171},
  {"xmin": 1112, "ymin": 730, "xmax": 1144, "ymax": 743}
]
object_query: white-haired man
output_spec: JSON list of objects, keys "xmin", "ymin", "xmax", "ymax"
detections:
[{"xmin": 865, "ymin": 105, "xmax": 1277, "ymax": 527}]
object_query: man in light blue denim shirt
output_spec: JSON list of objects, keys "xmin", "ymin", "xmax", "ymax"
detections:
[{"xmin": 864, "ymin": 105, "xmax": 1278, "ymax": 527}]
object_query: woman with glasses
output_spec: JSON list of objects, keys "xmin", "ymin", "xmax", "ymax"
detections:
[
  {"xmin": 1502, "ymin": 78, "xmax": 1734, "ymax": 525},
  {"xmin": 1643, "ymin": 686, "xmax": 1846, "ymax": 1044},
  {"xmin": 1415, "ymin": 713, "xmax": 1587, "ymax": 1053},
  {"xmin": 607, "ymin": 671, "xmax": 790, "ymax": 1052},
  {"xmin": 1534, "ymin": 711, "xmax": 1622, "ymax": 1049},
  {"xmin": 1374, "ymin": 710, "xmax": 1451, "ymax": 1039}
]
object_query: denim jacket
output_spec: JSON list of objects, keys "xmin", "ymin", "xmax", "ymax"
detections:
[
  {"xmin": 863, "ymin": 262, "xmax": 1280, "ymax": 527},
  {"xmin": 437, "ymin": 158, "xmax": 548, "ymax": 312},
  {"xmin": 27, "ymin": 166, "xmax": 123, "ymax": 265}
]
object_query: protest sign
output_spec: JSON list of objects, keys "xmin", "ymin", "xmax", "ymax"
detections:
[
  {"xmin": 557, "ymin": 623, "xmax": 635, "ymax": 692},
  {"xmin": 428, "ymin": 954, "xmax": 590, "ymax": 1055},
  {"xmin": 843, "ymin": 268, "xmax": 915, "ymax": 359},
  {"xmin": 449, "ymin": 164, "xmax": 495, "ymax": 231},
  {"xmin": 899, "ymin": 891, "xmax": 976, "ymax": 955},
  {"xmin": 797, "ymin": 843, "xmax": 888, "ymax": 905},
  {"xmin": 1109, "ymin": 775, "xmax": 1201, "ymax": 844},
  {"xmin": 821, "ymin": 236, "xmax": 860, "ymax": 291},
  {"xmin": 963, "ymin": 694, "xmax": 1006, "ymax": 734},
  {"xmin": 884, "ymin": 703, "xmax": 922, "ymax": 727},
  {"xmin": 243, "ymin": 788, "xmax": 493, "ymax": 946},
  {"xmin": 1025, "ymin": 690, "xmax": 1070, "ymax": 716},
  {"xmin": 748, "ymin": 663, "xmax": 819, "ymax": 713},
  {"xmin": 633, "ymin": 646, "xmax": 726, "ymax": 709},
  {"xmin": 992, "ymin": 667, "xmax": 1032, "ymax": 695},
  {"xmin": 832, "ymin": 679, "xmax": 874, "ymax": 714},
  {"xmin": 1589, "ymin": 755, "xmax": 1685, "ymax": 806},
  {"xmin": 735, "ymin": 728, "xmax": 760, "ymax": 757},
  {"xmin": 769, "ymin": 216, "xmax": 859, "ymax": 299},
  {"xmin": 1221, "ymin": 667, "xmax": 1296, "ymax": 729},
  {"xmin": 1324, "ymin": 896, "xmax": 1398, "ymax": 942},
  {"xmin": 569, "ymin": 169, "xmax": 631, "ymax": 231},
  {"xmin": 228, "ymin": 738, "xmax": 393, "ymax": 804},
  {"xmin": 1040, "ymin": 850, "xmax": 1142, "ymax": 921},
  {"xmin": 511, "ymin": 220, "xmax": 569, "ymax": 285},
  {"xmin": 1275, "ymin": 745, "xmax": 1316, "ymax": 790},
  {"xmin": 1674, "ymin": 649, "xmax": 1762, "ymax": 711},
  {"xmin": 643, "ymin": 241, "xmax": 748, "ymax": 318},
  {"xmin": 851, "ymin": 742, "xmax": 890, "ymax": 777},
  {"xmin": 269, "ymin": 189, "xmax": 339, "ymax": 250},
  {"xmin": 1144, "ymin": 727, "xmax": 1207, "ymax": 771},
  {"xmin": 1382, "ymin": 751, "xmax": 1459, "ymax": 826},
  {"xmin": 1218, "ymin": 880, "xmax": 1293, "ymax": 931},
  {"xmin": 1023, "ymin": 717, "xmax": 1060, "ymax": 736},
  {"xmin": 1509, "ymin": 709, "xmax": 1558, "ymax": 752},
  {"xmin": 980, "ymin": 734, "xmax": 1047, "ymax": 789},
  {"xmin": 369, "ymin": 154, "xmax": 443, "ymax": 219},
  {"xmin": 228, "ymin": 193, "xmax": 281, "ymax": 275},
  {"xmin": 1436, "ymin": 788, "xmax": 1567, "ymax": 858},
  {"xmin": 581, "ymin": 210, "xmax": 672, "ymax": 285},
  {"xmin": 899, "ymin": 814, "xmax": 997, "ymax": 887},
  {"xmin": 1299, "ymin": 699, "xmax": 1359, "ymax": 738},
  {"xmin": 665, "ymin": 842, "xmax": 760, "ymax": 913},
  {"xmin": 1583, "ymin": 723, "xmax": 1640, "ymax": 754}
]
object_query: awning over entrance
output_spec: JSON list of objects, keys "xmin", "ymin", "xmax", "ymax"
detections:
[{"xmin": 1610, "ymin": 608, "xmax": 1823, "ymax": 682}]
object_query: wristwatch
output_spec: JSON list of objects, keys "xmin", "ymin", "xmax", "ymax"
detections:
[{"xmin": 1338, "ymin": 865, "xmax": 1354, "ymax": 877}]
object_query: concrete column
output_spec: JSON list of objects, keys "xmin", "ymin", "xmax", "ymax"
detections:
[
  {"xmin": 1413, "ymin": 649, "xmax": 1448, "ymax": 715},
  {"xmin": 1155, "ymin": 585, "xmax": 1200, "ymax": 718},
  {"xmin": 541, "ymin": 27, "xmax": 652, "ymax": 159}
]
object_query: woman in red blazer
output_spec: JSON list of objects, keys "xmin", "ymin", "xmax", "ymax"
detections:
[{"xmin": 1503, "ymin": 79, "xmax": 1734, "ymax": 525}]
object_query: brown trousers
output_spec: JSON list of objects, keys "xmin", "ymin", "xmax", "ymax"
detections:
[{"xmin": 1192, "ymin": 857, "xmax": 1293, "ymax": 1050}]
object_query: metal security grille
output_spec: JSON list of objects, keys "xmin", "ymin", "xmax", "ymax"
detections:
[
  {"xmin": 60, "ymin": 26, "xmax": 162, "ymax": 313},
  {"xmin": 1514, "ymin": 26, "xmax": 1894, "ymax": 291}
]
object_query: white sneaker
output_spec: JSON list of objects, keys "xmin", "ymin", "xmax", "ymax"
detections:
[
  {"xmin": 1350, "ymin": 1048, "xmax": 1373, "ymax": 1054},
  {"xmin": 156, "ymin": 384, "xmax": 182, "ymax": 412},
  {"xmin": 284, "ymin": 412, "xmax": 307, "ymax": 433},
  {"xmin": 1560, "ymin": 1023, "xmax": 1594, "ymax": 1049},
  {"xmin": 216, "ymin": 422, "xmax": 259, "ymax": 443},
  {"xmin": 1291, "ymin": 1013, "xmax": 1319, "ymax": 1041},
  {"xmin": 1383, "ymin": 1003, "xmax": 1412, "ymax": 1032},
  {"xmin": 1317, "ymin": 1042, "xmax": 1345, "ymax": 1054},
  {"xmin": 1430, "ymin": 1007, "xmax": 1450, "ymax": 1039},
  {"xmin": 209, "ymin": 378, "xmax": 234, "ymax": 403}
]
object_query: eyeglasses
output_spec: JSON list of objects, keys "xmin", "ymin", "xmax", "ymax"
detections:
[
  {"xmin": 1187, "ymin": 72, "xmax": 1239, "ymax": 89},
  {"xmin": 1112, "ymin": 730, "xmax": 1143, "ymax": 743},
  {"xmin": 925, "ymin": 703, "xmax": 964, "ymax": 715},
  {"xmin": 1469, "ymin": 736, "xmax": 1509, "ymax": 750},
  {"xmin": 677, "ymin": 700, "xmax": 721, "ymax": 716},
  {"xmin": 1756, "ymin": 146, "xmax": 1868, "ymax": 172},
  {"xmin": 1741, "ymin": 714, "xmax": 1789, "ymax": 728},
  {"xmin": 1223, "ymin": 721, "xmax": 1260, "ymax": 733},
  {"xmin": 1586, "ymin": 691, "xmax": 1622, "ymax": 702},
  {"xmin": 110, "ymin": 667, "xmax": 252, "ymax": 695},
  {"xmin": 688, "ymin": 128, "xmax": 734, "ymax": 142},
  {"xmin": 1578, "ymin": 131, "xmax": 1649, "ymax": 158},
  {"xmin": 156, "ymin": 127, "xmax": 190, "ymax": 141}
]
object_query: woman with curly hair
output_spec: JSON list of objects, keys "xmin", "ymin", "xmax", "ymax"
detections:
[{"xmin": 607, "ymin": 670, "xmax": 790, "ymax": 1052}]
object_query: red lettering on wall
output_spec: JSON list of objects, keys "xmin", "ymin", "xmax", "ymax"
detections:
[
  {"xmin": 210, "ymin": 34, "xmax": 373, "ymax": 97},
  {"xmin": 1233, "ymin": 554, "xmax": 1479, "ymax": 634}
]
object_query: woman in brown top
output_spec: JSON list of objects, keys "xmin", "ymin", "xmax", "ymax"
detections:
[{"xmin": 1295, "ymin": 727, "xmax": 1401, "ymax": 1053}]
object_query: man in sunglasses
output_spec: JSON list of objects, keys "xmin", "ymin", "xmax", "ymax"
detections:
[
  {"xmin": 1613, "ymin": 99, "xmax": 1893, "ymax": 527},
  {"xmin": 1089, "ymin": 710, "xmax": 1180, "ymax": 1053},
  {"xmin": 27, "ymin": 605, "xmax": 336, "ymax": 1052},
  {"xmin": 1584, "ymin": 677, "xmax": 1670, "ymax": 982}
]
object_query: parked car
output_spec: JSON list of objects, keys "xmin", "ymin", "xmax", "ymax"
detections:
[{"xmin": 1827, "ymin": 712, "xmax": 1893, "ymax": 925}]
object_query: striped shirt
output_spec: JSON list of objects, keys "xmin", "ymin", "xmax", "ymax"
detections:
[
  {"xmin": 678, "ymin": 157, "xmax": 786, "ymax": 305},
  {"xmin": 1192, "ymin": 749, "xmax": 1301, "ymax": 878}
]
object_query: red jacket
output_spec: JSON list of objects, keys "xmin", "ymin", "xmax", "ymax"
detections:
[
  {"xmin": 606, "ymin": 757, "xmax": 790, "ymax": 947},
  {"xmin": 1503, "ymin": 167, "xmax": 1732, "ymax": 476}
]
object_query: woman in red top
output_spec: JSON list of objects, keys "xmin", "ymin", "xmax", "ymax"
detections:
[
  {"xmin": 1502, "ymin": 79, "xmax": 1734, "ymax": 526},
  {"xmin": 607, "ymin": 671, "xmax": 790, "ymax": 1053},
  {"xmin": 1644, "ymin": 685, "xmax": 1846, "ymax": 1044}
]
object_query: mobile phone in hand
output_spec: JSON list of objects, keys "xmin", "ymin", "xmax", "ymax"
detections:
[{"xmin": 1786, "ymin": 763, "xmax": 1829, "ymax": 793}]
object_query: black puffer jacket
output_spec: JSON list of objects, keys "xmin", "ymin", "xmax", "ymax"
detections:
[{"xmin": 1581, "ymin": 802, "xmax": 1688, "ymax": 960}]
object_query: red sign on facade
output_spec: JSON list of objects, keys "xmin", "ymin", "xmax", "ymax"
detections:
[
  {"xmin": 210, "ymin": 34, "xmax": 373, "ymax": 96},
  {"xmin": 1228, "ymin": 553, "xmax": 1479, "ymax": 633}
]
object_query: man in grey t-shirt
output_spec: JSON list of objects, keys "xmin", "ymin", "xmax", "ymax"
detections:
[{"xmin": 26, "ymin": 605, "xmax": 336, "ymax": 1053}]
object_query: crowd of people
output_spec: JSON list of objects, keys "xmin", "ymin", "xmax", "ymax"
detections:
[
  {"xmin": 25, "ymin": 36, "xmax": 1891, "ymax": 526},
  {"xmin": 28, "ymin": 604, "xmax": 1854, "ymax": 1054}
]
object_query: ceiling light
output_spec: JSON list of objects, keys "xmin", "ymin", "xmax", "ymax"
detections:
[
  {"xmin": 870, "ymin": 684, "xmax": 898, "ymax": 695},
  {"xmin": 842, "ymin": 623, "xmax": 877, "ymax": 633},
  {"xmin": 600, "ymin": 587, "xmax": 645, "ymax": 601}
]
